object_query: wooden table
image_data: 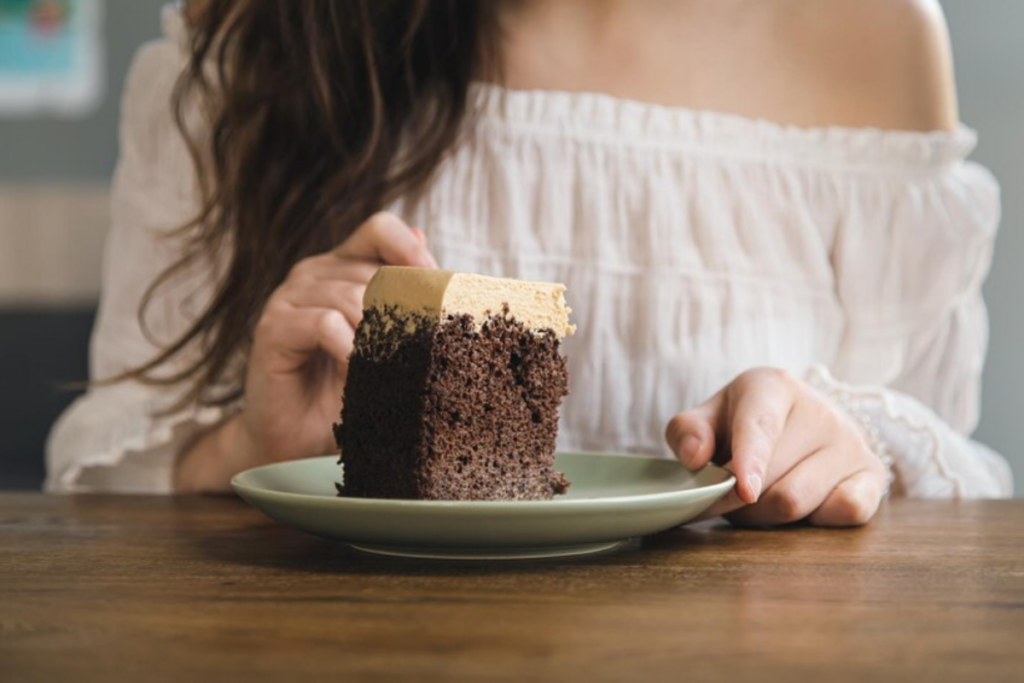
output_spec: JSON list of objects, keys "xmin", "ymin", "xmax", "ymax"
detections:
[{"xmin": 1, "ymin": 495, "xmax": 1022, "ymax": 682}]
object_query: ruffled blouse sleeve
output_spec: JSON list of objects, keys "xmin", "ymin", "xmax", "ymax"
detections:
[
  {"xmin": 45, "ymin": 18, "xmax": 233, "ymax": 493},
  {"xmin": 821, "ymin": 132, "xmax": 1012, "ymax": 498}
]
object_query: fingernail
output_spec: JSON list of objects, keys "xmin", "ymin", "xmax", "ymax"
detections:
[
  {"xmin": 681, "ymin": 434, "xmax": 701, "ymax": 460},
  {"xmin": 748, "ymin": 473, "xmax": 763, "ymax": 501}
]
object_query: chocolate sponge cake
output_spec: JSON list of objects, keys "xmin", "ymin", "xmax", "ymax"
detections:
[{"xmin": 335, "ymin": 267, "xmax": 575, "ymax": 500}]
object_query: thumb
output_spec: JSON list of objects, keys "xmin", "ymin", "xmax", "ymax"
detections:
[
  {"xmin": 334, "ymin": 212, "xmax": 436, "ymax": 268},
  {"xmin": 665, "ymin": 390, "xmax": 724, "ymax": 471}
]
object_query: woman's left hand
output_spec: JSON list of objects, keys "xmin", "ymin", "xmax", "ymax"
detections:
[{"xmin": 665, "ymin": 368, "xmax": 888, "ymax": 527}]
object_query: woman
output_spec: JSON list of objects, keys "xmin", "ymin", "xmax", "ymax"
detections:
[{"xmin": 47, "ymin": 0, "xmax": 1012, "ymax": 524}]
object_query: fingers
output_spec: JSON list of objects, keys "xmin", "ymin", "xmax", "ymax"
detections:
[
  {"xmin": 272, "ymin": 212, "xmax": 435, "ymax": 349},
  {"xmin": 315, "ymin": 309, "xmax": 356, "ymax": 369},
  {"xmin": 665, "ymin": 390, "xmax": 723, "ymax": 471},
  {"xmin": 674, "ymin": 367, "xmax": 886, "ymax": 528},
  {"xmin": 254, "ymin": 307, "xmax": 354, "ymax": 375},
  {"xmin": 807, "ymin": 469, "xmax": 884, "ymax": 527},
  {"xmin": 286, "ymin": 256, "xmax": 381, "ymax": 286},
  {"xmin": 692, "ymin": 486, "xmax": 746, "ymax": 523},
  {"xmin": 668, "ymin": 369, "xmax": 801, "ymax": 504},
  {"xmin": 333, "ymin": 212, "xmax": 438, "ymax": 268},
  {"xmin": 723, "ymin": 444, "xmax": 863, "ymax": 526},
  {"xmin": 674, "ymin": 367, "xmax": 873, "ymax": 525},
  {"xmin": 263, "ymin": 259, "xmax": 369, "ymax": 370},
  {"xmin": 282, "ymin": 279, "xmax": 366, "ymax": 328},
  {"xmin": 410, "ymin": 226, "xmax": 428, "ymax": 247},
  {"xmin": 724, "ymin": 369, "xmax": 799, "ymax": 504},
  {"xmin": 254, "ymin": 210, "xmax": 436, "ymax": 385},
  {"xmin": 692, "ymin": 424, "xmax": 821, "ymax": 522}
]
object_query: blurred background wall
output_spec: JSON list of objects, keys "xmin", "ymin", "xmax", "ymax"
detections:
[
  {"xmin": 944, "ymin": 0, "xmax": 1024, "ymax": 496},
  {"xmin": 0, "ymin": 0, "xmax": 1021, "ymax": 493},
  {"xmin": 1, "ymin": 0, "xmax": 166, "ymax": 489}
]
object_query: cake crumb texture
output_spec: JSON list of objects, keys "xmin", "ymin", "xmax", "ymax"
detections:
[{"xmin": 337, "ymin": 306, "xmax": 570, "ymax": 500}]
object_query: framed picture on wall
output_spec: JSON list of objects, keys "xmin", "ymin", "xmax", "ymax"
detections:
[{"xmin": 0, "ymin": 0, "xmax": 104, "ymax": 117}]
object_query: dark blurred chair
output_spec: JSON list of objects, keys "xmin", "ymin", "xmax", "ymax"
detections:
[{"xmin": 1, "ymin": 309, "xmax": 94, "ymax": 490}]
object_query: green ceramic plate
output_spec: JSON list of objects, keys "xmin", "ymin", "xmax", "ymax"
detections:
[{"xmin": 232, "ymin": 452, "xmax": 734, "ymax": 560}]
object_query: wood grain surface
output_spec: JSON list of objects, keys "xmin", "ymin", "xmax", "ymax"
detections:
[{"xmin": 1, "ymin": 495, "xmax": 1022, "ymax": 682}]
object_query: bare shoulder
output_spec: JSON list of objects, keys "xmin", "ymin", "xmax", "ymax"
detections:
[{"xmin": 788, "ymin": 0, "xmax": 959, "ymax": 131}]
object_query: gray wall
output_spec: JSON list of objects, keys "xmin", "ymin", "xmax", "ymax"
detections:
[
  {"xmin": 0, "ymin": 1, "xmax": 1020, "ymax": 493},
  {"xmin": 945, "ymin": 0, "xmax": 1024, "ymax": 495},
  {"xmin": 0, "ymin": 0, "xmax": 166, "ymax": 181}
]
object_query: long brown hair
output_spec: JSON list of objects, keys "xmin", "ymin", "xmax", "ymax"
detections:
[{"xmin": 123, "ymin": 0, "xmax": 500, "ymax": 409}]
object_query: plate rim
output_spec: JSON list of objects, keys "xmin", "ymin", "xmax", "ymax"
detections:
[{"xmin": 231, "ymin": 451, "xmax": 736, "ymax": 509}]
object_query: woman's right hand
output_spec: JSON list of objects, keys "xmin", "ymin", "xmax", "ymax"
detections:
[{"xmin": 174, "ymin": 212, "xmax": 437, "ymax": 492}]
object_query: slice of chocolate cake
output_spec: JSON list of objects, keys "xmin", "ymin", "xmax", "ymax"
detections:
[{"xmin": 334, "ymin": 267, "xmax": 575, "ymax": 501}]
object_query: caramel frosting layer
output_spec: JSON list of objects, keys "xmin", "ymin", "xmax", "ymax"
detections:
[{"xmin": 363, "ymin": 267, "xmax": 575, "ymax": 338}]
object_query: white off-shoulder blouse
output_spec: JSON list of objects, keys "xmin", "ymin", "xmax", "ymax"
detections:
[{"xmin": 46, "ymin": 10, "xmax": 1013, "ymax": 497}]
